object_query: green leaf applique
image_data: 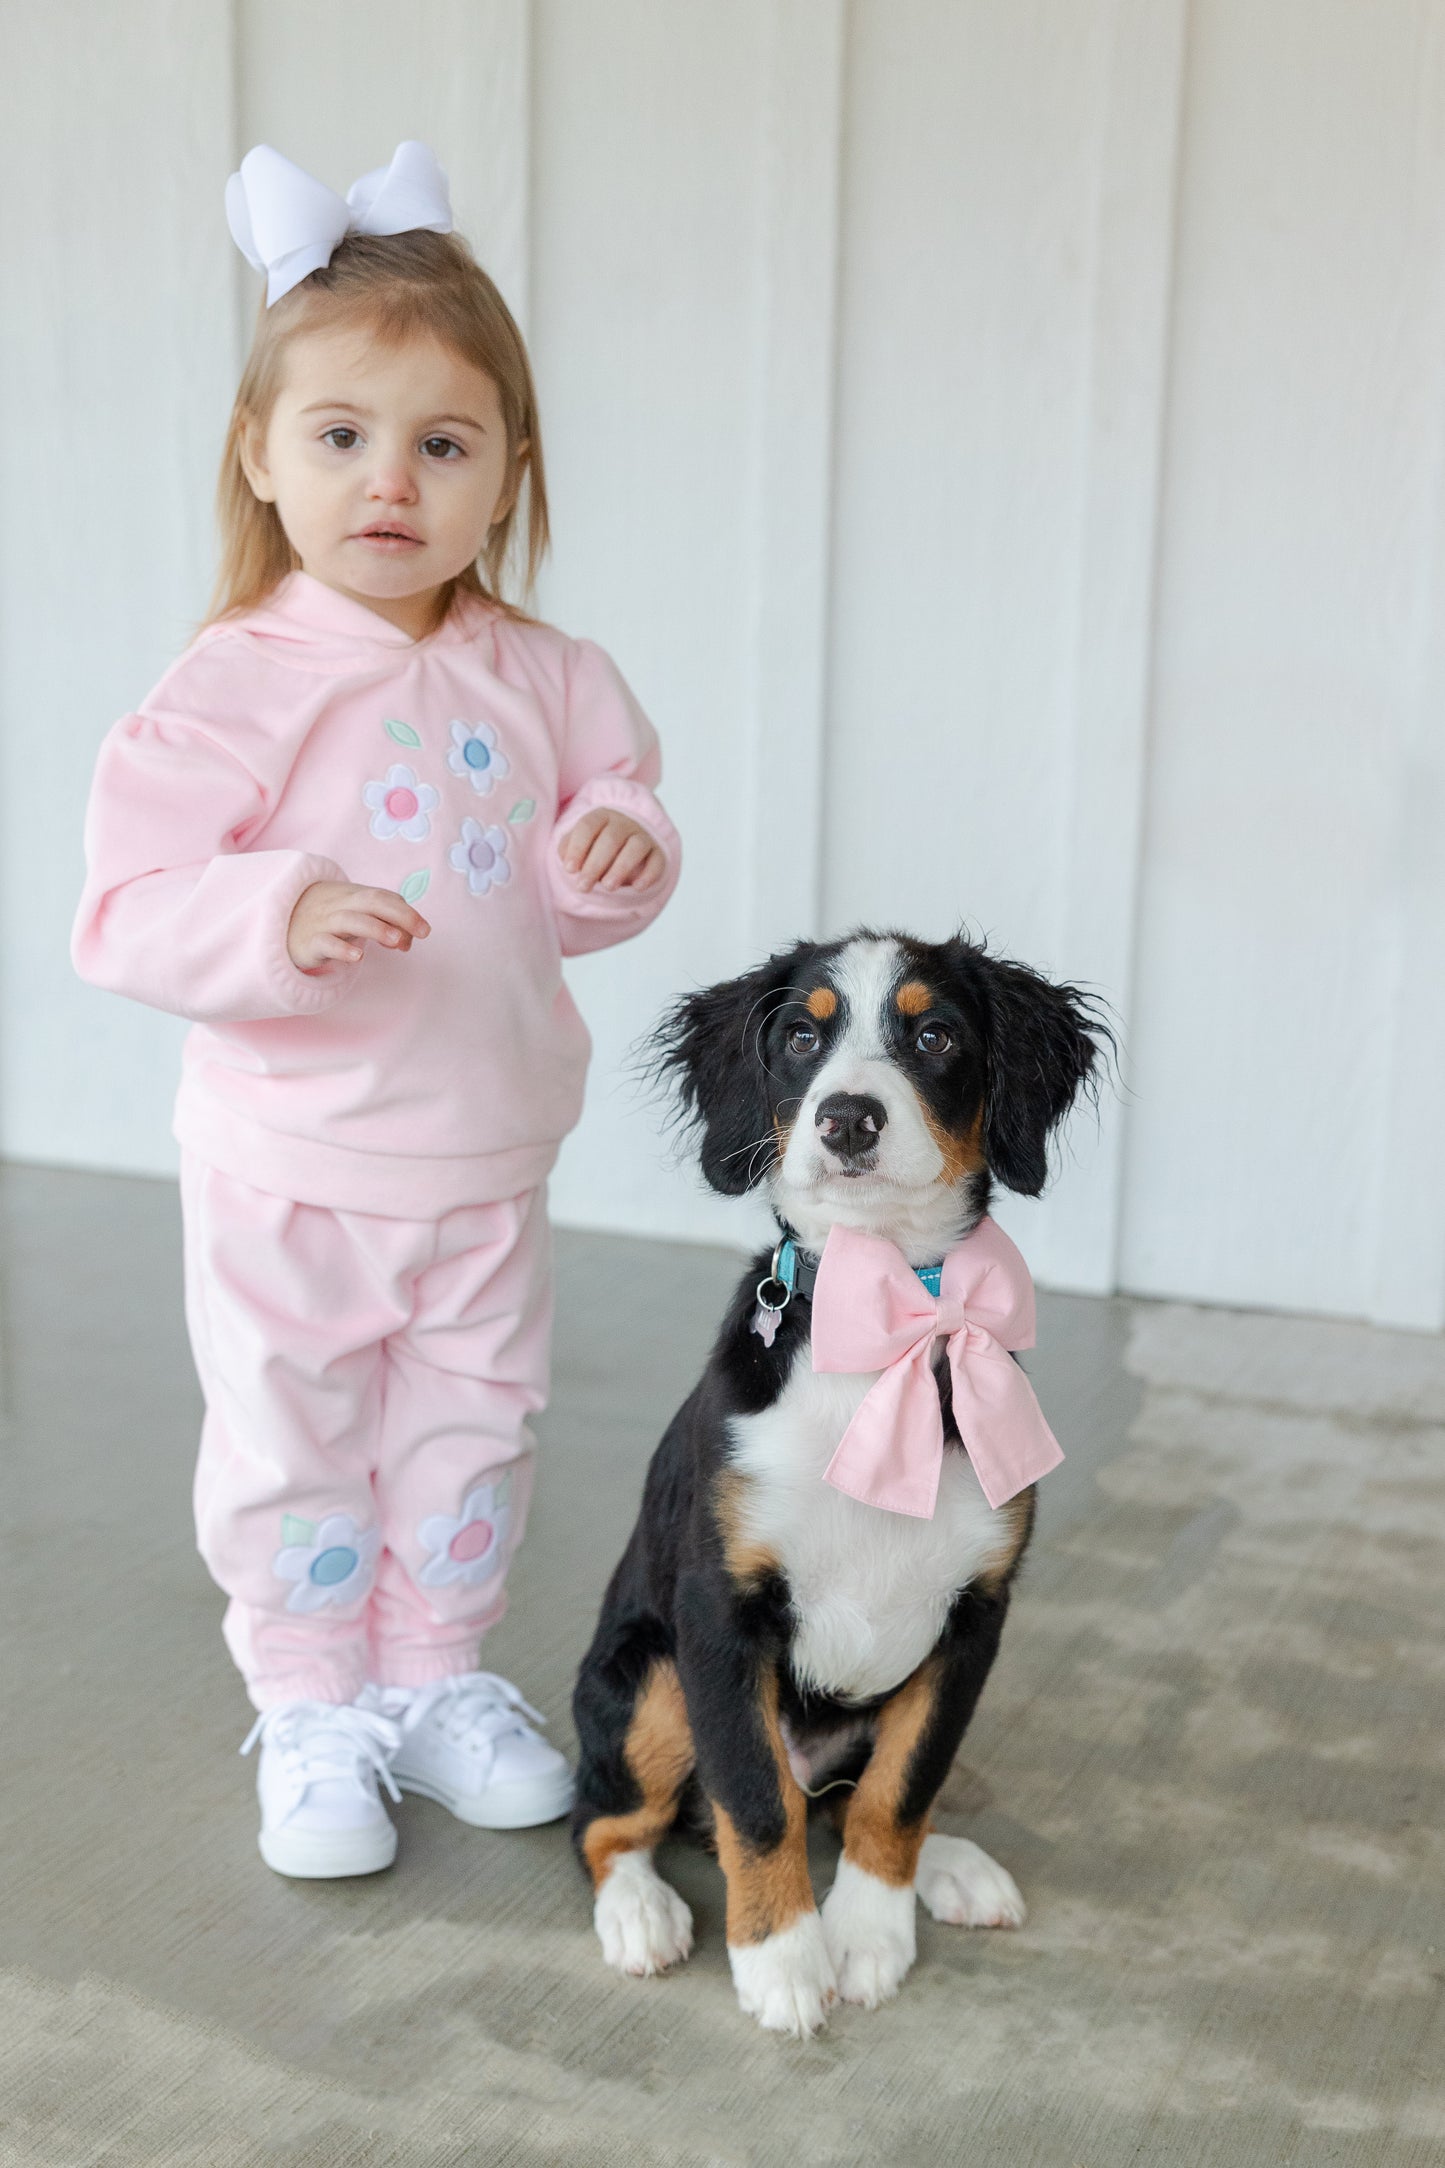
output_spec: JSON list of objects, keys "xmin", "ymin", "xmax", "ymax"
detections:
[
  {"xmin": 507, "ymin": 798, "xmax": 536, "ymax": 824},
  {"xmin": 384, "ymin": 718, "xmax": 421, "ymax": 748},
  {"xmin": 280, "ymin": 1514, "xmax": 316, "ymax": 1547},
  {"xmin": 400, "ymin": 869, "xmax": 431, "ymax": 904}
]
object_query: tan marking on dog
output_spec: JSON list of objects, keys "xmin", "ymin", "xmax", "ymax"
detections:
[
  {"xmin": 715, "ymin": 1468, "xmax": 780, "ymax": 1587},
  {"xmin": 923, "ymin": 1103, "xmax": 987, "ymax": 1185},
  {"xmin": 839, "ymin": 1663, "xmax": 940, "ymax": 1887},
  {"xmin": 805, "ymin": 986, "xmax": 838, "ymax": 1021},
  {"xmin": 582, "ymin": 1659, "xmax": 695, "ymax": 1889},
  {"xmin": 713, "ymin": 1672, "xmax": 815, "ymax": 1945},
  {"xmin": 896, "ymin": 979, "xmax": 933, "ymax": 1016},
  {"xmin": 971, "ymin": 1486, "xmax": 1035, "ymax": 1598},
  {"xmin": 771, "ymin": 1109, "xmax": 798, "ymax": 1170}
]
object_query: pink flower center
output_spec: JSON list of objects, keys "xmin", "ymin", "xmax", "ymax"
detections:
[
  {"xmin": 448, "ymin": 1518, "xmax": 494, "ymax": 1563},
  {"xmin": 384, "ymin": 786, "xmax": 419, "ymax": 821}
]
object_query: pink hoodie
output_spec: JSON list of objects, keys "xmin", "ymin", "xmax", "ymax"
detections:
[{"xmin": 72, "ymin": 573, "xmax": 680, "ymax": 1216}]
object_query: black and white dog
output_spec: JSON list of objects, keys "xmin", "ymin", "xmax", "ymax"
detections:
[{"xmin": 571, "ymin": 931, "xmax": 1104, "ymax": 2036}]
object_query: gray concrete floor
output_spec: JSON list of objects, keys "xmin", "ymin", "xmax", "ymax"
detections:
[{"xmin": 1, "ymin": 1164, "xmax": 1443, "ymax": 2166}]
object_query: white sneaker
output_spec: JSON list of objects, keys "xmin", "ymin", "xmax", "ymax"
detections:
[
  {"xmin": 241, "ymin": 1700, "xmax": 402, "ymax": 1878},
  {"xmin": 369, "ymin": 1671, "xmax": 576, "ymax": 1829}
]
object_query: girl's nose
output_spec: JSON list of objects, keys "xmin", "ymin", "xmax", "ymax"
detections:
[{"xmin": 365, "ymin": 459, "xmax": 419, "ymax": 506}]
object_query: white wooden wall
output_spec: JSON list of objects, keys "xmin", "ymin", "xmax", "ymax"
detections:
[{"xmin": 3, "ymin": 0, "xmax": 1442, "ymax": 1330}]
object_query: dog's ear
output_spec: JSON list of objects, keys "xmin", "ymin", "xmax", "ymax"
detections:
[
  {"xmin": 968, "ymin": 950, "xmax": 1109, "ymax": 1197},
  {"xmin": 650, "ymin": 948, "xmax": 807, "ymax": 1195}
]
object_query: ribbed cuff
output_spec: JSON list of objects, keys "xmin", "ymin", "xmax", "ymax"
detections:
[
  {"xmin": 245, "ymin": 1666, "xmax": 369, "ymax": 1712},
  {"xmin": 366, "ymin": 1596, "xmax": 509, "ymax": 1689}
]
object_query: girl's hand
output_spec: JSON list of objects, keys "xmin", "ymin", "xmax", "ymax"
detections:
[
  {"xmin": 558, "ymin": 810, "xmax": 666, "ymax": 894},
  {"xmin": 287, "ymin": 881, "xmax": 431, "ymax": 972}
]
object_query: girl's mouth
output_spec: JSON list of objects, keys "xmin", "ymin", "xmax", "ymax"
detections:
[{"xmin": 354, "ymin": 523, "xmax": 424, "ymax": 551}]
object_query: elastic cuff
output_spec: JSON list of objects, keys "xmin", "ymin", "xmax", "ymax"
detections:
[
  {"xmin": 367, "ymin": 1599, "xmax": 508, "ymax": 1689},
  {"xmin": 246, "ymin": 1666, "xmax": 369, "ymax": 1712},
  {"xmin": 264, "ymin": 852, "xmax": 355, "ymax": 1017},
  {"xmin": 555, "ymin": 776, "xmax": 679, "ymax": 863}
]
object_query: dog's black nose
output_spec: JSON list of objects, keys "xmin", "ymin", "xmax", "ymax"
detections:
[{"xmin": 815, "ymin": 1092, "xmax": 887, "ymax": 1158}]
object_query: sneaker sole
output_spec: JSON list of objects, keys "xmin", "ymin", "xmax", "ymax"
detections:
[
  {"xmin": 258, "ymin": 1823, "xmax": 399, "ymax": 1878},
  {"xmin": 393, "ymin": 1767, "xmax": 576, "ymax": 1829}
]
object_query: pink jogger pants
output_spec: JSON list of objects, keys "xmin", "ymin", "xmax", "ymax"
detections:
[{"xmin": 180, "ymin": 1157, "xmax": 552, "ymax": 1709}]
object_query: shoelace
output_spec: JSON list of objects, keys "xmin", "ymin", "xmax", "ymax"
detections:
[
  {"xmin": 380, "ymin": 1671, "xmax": 547, "ymax": 1764},
  {"xmin": 240, "ymin": 1700, "xmax": 404, "ymax": 1808}
]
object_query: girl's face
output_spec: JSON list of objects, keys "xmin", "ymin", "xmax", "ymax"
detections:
[{"xmin": 241, "ymin": 326, "xmax": 517, "ymax": 638}]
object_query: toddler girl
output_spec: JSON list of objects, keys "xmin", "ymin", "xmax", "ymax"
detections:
[{"xmin": 72, "ymin": 143, "xmax": 680, "ymax": 1878}]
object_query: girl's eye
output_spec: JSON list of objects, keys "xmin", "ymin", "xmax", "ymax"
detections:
[
  {"xmin": 917, "ymin": 1024, "xmax": 953, "ymax": 1056},
  {"xmin": 421, "ymin": 435, "xmax": 463, "ymax": 460},
  {"xmin": 788, "ymin": 1022, "xmax": 820, "ymax": 1056},
  {"xmin": 322, "ymin": 427, "xmax": 360, "ymax": 450}
]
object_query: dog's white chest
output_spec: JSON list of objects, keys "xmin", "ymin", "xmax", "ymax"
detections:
[{"xmin": 727, "ymin": 1353, "xmax": 1014, "ymax": 1703}]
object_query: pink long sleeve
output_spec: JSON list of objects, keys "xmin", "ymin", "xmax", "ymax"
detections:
[
  {"xmin": 547, "ymin": 638, "xmax": 681, "ymax": 956},
  {"xmin": 73, "ymin": 703, "xmax": 350, "ymax": 1024},
  {"xmin": 69, "ymin": 575, "xmax": 682, "ymax": 1218}
]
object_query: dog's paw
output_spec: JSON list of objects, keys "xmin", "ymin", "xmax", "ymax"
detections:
[
  {"xmin": 729, "ymin": 1911, "xmax": 838, "ymax": 2036},
  {"xmin": 821, "ymin": 1857, "xmax": 917, "ymax": 2008},
  {"xmin": 914, "ymin": 1833, "xmax": 1026, "ymax": 1928},
  {"xmin": 594, "ymin": 1852, "xmax": 695, "ymax": 1977}
]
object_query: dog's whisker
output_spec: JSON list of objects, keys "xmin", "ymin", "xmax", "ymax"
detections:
[{"xmin": 718, "ymin": 1132, "xmax": 781, "ymax": 1165}]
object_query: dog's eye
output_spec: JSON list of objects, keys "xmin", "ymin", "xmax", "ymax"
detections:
[
  {"xmin": 787, "ymin": 1022, "xmax": 820, "ymax": 1056},
  {"xmin": 916, "ymin": 1024, "xmax": 953, "ymax": 1056}
]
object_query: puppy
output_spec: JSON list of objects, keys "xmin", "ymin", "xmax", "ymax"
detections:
[{"xmin": 571, "ymin": 930, "xmax": 1104, "ymax": 2035}]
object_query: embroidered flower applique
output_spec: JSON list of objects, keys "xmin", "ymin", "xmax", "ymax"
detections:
[
  {"xmin": 362, "ymin": 763, "xmax": 439, "ymax": 843},
  {"xmin": 449, "ymin": 817, "xmax": 512, "ymax": 896},
  {"xmin": 271, "ymin": 1512, "xmax": 380, "ymax": 1614},
  {"xmin": 416, "ymin": 1475, "xmax": 514, "ymax": 1589},
  {"xmin": 446, "ymin": 719, "xmax": 510, "ymax": 797}
]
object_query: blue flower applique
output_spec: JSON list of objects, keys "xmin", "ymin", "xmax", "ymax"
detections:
[
  {"xmin": 446, "ymin": 720, "xmax": 510, "ymax": 797},
  {"xmin": 271, "ymin": 1512, "xmax": 380, "ymax": 1614}
]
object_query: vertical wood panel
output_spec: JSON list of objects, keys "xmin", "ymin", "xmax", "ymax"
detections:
[
  {"xmin": 0, "ymin": 0, "xmax": 238, "ymax": 1174},
  {"xmin": 1120, "ymin": 0, "xmax": 1444, "ymax": 1319},
  {"xmin": 741, "ymin": 0, "xmax": 845, "ymax": 955},
  {"xmin": 1367, "ymin": 2, "xmax": 1445, "ymax": 1330},
  {"xmin": 824, "ymin": 0, "xmax": 1108, "ymax": 977},
  {"xmin": 1029, "ymin": 0, "xmax": 1187, "ymax": 1293},
  {"xmin": 533, "ymin": 0, "xmax": 775, "ymax": 1248},
  {"xmin": 1370, "ymin": 603, "xmax": 1445, "ymax": 1328},
  {"xmin": 824, "ymin": 0, "xmax": 1172, "ymax": 1292}
]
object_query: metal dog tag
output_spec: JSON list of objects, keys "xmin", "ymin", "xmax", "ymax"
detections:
[{"xmin": 750, "ymin": 1263, "xmax": 790, "ymax": 1349}]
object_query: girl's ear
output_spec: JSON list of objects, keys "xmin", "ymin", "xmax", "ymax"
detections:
[
  {"xmin": 492, "ymin": 438, "xmax": 530, "ymax": 528},
  {"xmin": 238, "ymin": 414, "xmax": 277, "ymax": 504},
  {"xmin": 970, "ymin": 951, "xmax": 1110, "ymax": 1196},
  {"xmin": 650, "ymin": 948, "xmax": 804, "ymax": 1196}
]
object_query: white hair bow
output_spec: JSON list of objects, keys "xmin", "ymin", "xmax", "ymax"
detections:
[{"xmin": 225, "ymin": 141, "xmax": 454, "ymax": 306}]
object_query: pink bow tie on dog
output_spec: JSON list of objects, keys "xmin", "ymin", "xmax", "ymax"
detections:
[{"xmin": 811, "ymin": 1215, "xmax": 1063, "ymax": 1519}]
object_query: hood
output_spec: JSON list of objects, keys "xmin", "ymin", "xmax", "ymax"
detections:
[{"xmin": 212, "ymin": 571, "xmax": 496, "ymax": 673}]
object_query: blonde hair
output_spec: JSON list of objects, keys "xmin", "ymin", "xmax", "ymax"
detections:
[{"xmin": 207, "ymin": 229, "xmax": 548, "ymax": 625}]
